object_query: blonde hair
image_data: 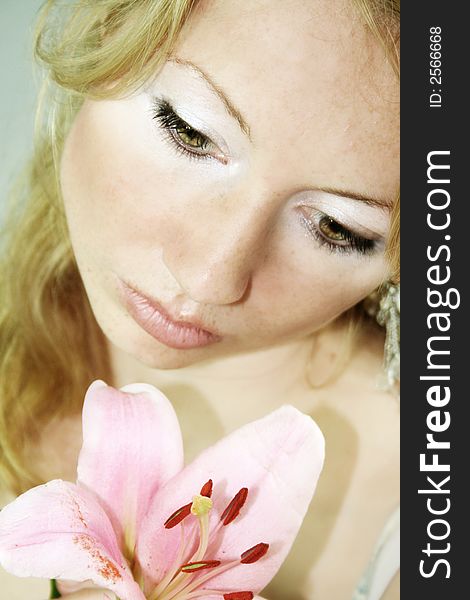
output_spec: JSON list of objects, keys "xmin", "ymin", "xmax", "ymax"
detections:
[{"xmin": 0, "ymin": 0, "xmax": 400, "ymax": 494}]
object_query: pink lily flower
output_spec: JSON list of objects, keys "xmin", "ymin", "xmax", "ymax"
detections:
[{"xmin": 0, "ymin": 380, "xmax": 324, "ymax": 600}]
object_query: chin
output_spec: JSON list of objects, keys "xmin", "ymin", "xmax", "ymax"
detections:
[{"xmin": 134, "ymin": 345, "xmax": 214, "ymax": 370}]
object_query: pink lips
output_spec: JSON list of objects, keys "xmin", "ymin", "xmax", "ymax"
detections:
[{"xmin": 119, "ymin": 282, "xmax": 222, "ymax": 350}]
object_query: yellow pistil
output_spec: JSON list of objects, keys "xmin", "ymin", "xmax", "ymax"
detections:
[{"xmin": 190, "ymin": 494, "xmax": 212, "ymax": 517}]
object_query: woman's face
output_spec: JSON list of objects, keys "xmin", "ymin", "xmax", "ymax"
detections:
[{"xmin": 61, "ymin": 0, "xmax": 399, "ymax": 369}]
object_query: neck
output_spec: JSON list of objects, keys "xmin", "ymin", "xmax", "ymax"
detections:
[
  {"xmin": 106, "ymin": 321, "xmax": 352, "ymax": 422},
  {"xmin": 108, "ymin": 339, "xmax": 318, "ymax": 449}
]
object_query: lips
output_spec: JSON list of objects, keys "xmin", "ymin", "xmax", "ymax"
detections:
[{"xmin": 119, "ymin": 281, "xmax": 222, "ymax": 350}]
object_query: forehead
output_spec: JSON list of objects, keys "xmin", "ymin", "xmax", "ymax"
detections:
[{"xmin": 174, "ymin": 0, "xmax": 399, "ymax": 202}]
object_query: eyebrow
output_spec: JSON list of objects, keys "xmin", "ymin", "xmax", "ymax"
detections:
[
  {"xmin": 318, "ymin": 186, "xmax": 394, "ymax": 209},
  {"xmin": 169, "ymin": 56, "xmax": 252, "ymax": 139}
]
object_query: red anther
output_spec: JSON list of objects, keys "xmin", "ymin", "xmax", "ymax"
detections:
[
  {"xmin": 240, "ymin": 542, "xmax": 269, "ymax": 564},
  {"xmin": 164, "ymin": 502, "xmax": 192, "ymax": 529},
  {"xmin": 220, "ymin": 488, "xmax": 248, "ymax": 526},
  {"xmin": 223, "ymin": 593, "xmax": 254, "ymax": 600},
  {"xmin": 179, "ymin": 560, "xmax": 221, "ymax": 573},
  {"xmin": 200, "ymin": 479, "xmax": 213, "ymax": 498}
]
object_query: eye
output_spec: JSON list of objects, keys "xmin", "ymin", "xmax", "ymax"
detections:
[
  {"xmin": 301, "ymin": 212, "xmax": 378, "ymax": 255},
  {"xmin": 152, "ymin": 98, "xmax": 218, "ymax": 160},
  {"xmin": 175, "ymin": 124, "xmax": 208, "ymax": 150},
  {"xmin": 318, "ymin": 216, "xmax": 354, "ymax": 242}
]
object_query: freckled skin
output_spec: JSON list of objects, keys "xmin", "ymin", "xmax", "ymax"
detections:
[{"xmin": 60, "ymin": 0, "xmax": 399, "ymax": 372}]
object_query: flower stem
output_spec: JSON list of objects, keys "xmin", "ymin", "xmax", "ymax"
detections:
[{"xmin": 49, "ymin": 579, "xmax": 61, "ymax": 599}]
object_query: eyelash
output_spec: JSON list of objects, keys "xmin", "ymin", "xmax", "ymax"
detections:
[
  {"xmin": 152, "ymin": 98, "xmax": 378, "ymax": 256},
  {"xmin": 301, "ymin": 214, "xmax": 377, "ymax": 256},
  {"xmin": 152, "ymin": 98, "xmax": 215, "ymax": 161}
]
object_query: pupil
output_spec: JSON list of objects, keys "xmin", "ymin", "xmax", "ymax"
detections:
[
  {"xmin": 177, "ymin": 124, "xmax": 204, "ymax": 148},
  {"xmin": 320, "ymin": 216, "xmax": 346, "ymax": 241}
]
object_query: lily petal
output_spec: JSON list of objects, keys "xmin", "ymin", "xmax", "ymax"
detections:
[
  {"xmin": 136, "ymin": 406, "xmax": 324, "ymax": 595},
  {"xmin": 77, "ymin": 381, "xmax": 184, "ymax": 556},
  {"xmin": 0, "ymin": 480, "xmax": 145, "ymax": 600}
]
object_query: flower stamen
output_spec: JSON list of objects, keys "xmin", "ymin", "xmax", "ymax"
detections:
[
  {"xmin": 220, "ymin": 488, "xmax": 248, "ymax": 526},
  {"xmin": 164, "ymin": 503, "xmax": 192, "ymax": 529},
  {"xmin": 200, "ymin": 479, "xmax": 213, "ymax": 498},
  {"xmin": 153, "ymin": 484, "xmax": 268, "ymax": 600},
  {"xmin": 179, "ymin": 560, "xmax": 221, "ymax": 573},
  {"xmin": 240, "ymin": 543, "xmax": 269, "ymax": 564},
  {"xmin": 183, "ymin": 592, "xmax": 254, "ymax": 599}
]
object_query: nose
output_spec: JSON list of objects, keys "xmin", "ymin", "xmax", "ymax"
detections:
[{"xmin": 162, "ymin": 191, "xmax": 276, "ymax": 306}]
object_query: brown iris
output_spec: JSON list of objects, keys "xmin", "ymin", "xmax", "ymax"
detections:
[
  {"xmin": 318, "ymin": 215, "xmax": 349, "ymax": 242},
  {"xmin": 175, "ymin": 123, "xmax": 208, "ymax": 150}
]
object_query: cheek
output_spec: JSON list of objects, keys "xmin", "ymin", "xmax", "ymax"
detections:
[
  {"xmin": 247, "ymin": 232, "xmax": 388, "ymax": 339},
  {"xmin": 60, "ymin": 99, "xmax": 191, "ymax": 266}
]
